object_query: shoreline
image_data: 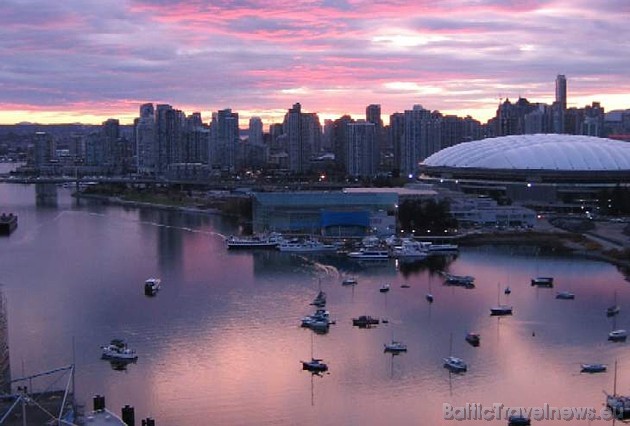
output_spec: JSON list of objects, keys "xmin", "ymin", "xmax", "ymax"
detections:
[{"xmin": 75, "ymin": 192, "xmax": 630, "ymax": 276}]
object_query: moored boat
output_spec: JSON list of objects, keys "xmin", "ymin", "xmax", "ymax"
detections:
[
  {"xmin": 581, "ymin": 363, "xmax": 607, "ymax": 373},
  {"xmin": 225, "ymin": 232, "xmax": 284, "ymax": 249},
  {"xmin": 555, "ymin": 291, "xmax": 575, "ymax": 300},
  {"xmin": 443, "ymin": 356, "xmax": 467, "ymax": 373},
  {"xmin": 341, "ymin": 277, "xmax": 358, "ymax": 286},
  {"xmin": 507, "ymin": 415, "xmax": 531, "ymax": 426},
  {"xmin": 609, "ymin": 329, "xmax": 627, "ymax": 342},
  {"xmin": 277, "ymin": 238, "xmax": 337, "ymax": 253},
  {"xmin": 442, "ymin": 273, "xmax": 475, "ymax": 288},
  {"xmin": 531, "ymin": 276, "xmax": 554, "ymax": 287},
  {"xmin": 352, "ymin": 315, "xmax": 379, "ymax": 327},
  {"xmin": 0, "ymin": 213, "xmax": 17, "ymax": 236},
  {"xmin": 301, "ymin": 358, "xmax": 328, "ymax": 373},
  {"xmin": 465, "ymin": 332, "xmax": 480, "ymax": 347},
  {"xmin": 101, "ymin": 339, "xmax": 138, "ymax": 361},
  {"xmin": 347, "ymin": 249, "xmax": 390, "ymax": 260},
  {"xmin": 490, "ymin": 305, "xmax": 513, "ymax": 316},
  {"xmin": 384, "ymin": 340, "xmax": 407, "ymax": 353},
  {"xmin": 379, "ymin": 284, "xmax": 391, "ymax": 293},
  {"xmin": 144, "ymin": 278, "xmax": 161, "ymax": 296}
]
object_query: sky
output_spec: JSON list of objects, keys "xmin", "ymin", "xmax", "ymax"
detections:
[{"xmin": 1, "ymin": 0, "xmax": 629, "ymax": 128}]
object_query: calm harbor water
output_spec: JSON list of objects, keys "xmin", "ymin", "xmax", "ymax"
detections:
[{"xmin": 1, "ymin": 182, "xmax": 629, "ymax": 425}]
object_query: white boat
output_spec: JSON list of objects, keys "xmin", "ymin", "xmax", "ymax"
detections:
[
  {"xmin": 421, "ymin": 241, "xmax": 459, "ymax": 254},
  {"xmin": 144, "ymin": 277, "xmax": 161, "ymax": 296},
  {"xmin": 384, "ymin": 340, "xmax": 407, "ymax": 353},
  {"xmin": 225, "ymin": 232, "xmax": 284, "ymax": 249},
  {"xmin": 531, "ymin": 276, "xmax": 554, "ymax": 287},
  {"xmin": 581, "ymin": 363, "xmax": 607, "ymax": 373},
  {"xmin": 379, "ymin": 284, "xmax": 391, "ymax": 293},
  {"xmin": 277, "ymin": 239, "xmax": 337, "ymax": 253},
  {"xmin": 391, "ymin": 240, "xmax": 428, "ymax": 262},
  {"xmin": 341, "ymin": 277, "xmax": 358, "ymax": 286},
  {"xmin": 607, "ymin": 291, "xmax": 620, "ymax": 317},
  {"xmin": 101, "ymin": 339, "xmax": 138, "ymax": 361},
  {"xmin": 443, "ymin": 356, "xmax": 467, "ymax": 372},
  {"xmin": 347, "ymin": 249, "xmax": 390, "ymax": 260},
  {"xmin": 555, "ymin": 291, "xmax": 575, "ymax": 300},
  {"xmin": 490, "ymin": 283, "xmax": 513, "ymax": 316},
  {"xmin": 609, "ymin": 329, "xmax": 627, "ymax": 342}
]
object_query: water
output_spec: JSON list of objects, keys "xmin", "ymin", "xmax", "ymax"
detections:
[{"xmin": 0, "ymin": 183, "xmax": 628, "ymax": 425}]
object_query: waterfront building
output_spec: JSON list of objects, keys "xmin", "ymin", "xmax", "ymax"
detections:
[
  {"xmin": 135, "ymin": 103, "xmax": 156, "ymax": 175},
  {"xmin": 252, "ymin": 190, "xmax": 398, "ymax": 236},
  {"xmin": 33, "ymin": 131, "xmax": 55, "ymax": 172}
]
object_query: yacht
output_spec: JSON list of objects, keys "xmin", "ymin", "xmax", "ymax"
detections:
[
  {"xmin": 277, "ymin": 239, "xmax": 337, "ymax": 253},
  {"xmin": 101, "ymin": 339, "xmax": 138, "ymax": 361},
  {"xmin": 531, "ymin": 276, "xmax": 554, "ymax": 287},
  {"xmin": 347, "ymin": 249, "xmax": 390, "ymax": 260},
  {"xmin": 421, "ymin": 241, "xmax": 459, "ymax": 254},
  {"xmin": 384, "ymin": 340, "xmax": 407, "ymax": 353},
  {"xmin": 609, "ymin": 329, "xmax": 627, "ymax": 342},
  {"xmin": 144, "ymin": 278, "xmax": 161, "ymax": 296},
  {"xmin": 443, "ymin": 356, "xmax": 467, "ymax": 373},
  {"xmin": 225, "ymin": 232, "xmax": 284, "ymax": 249},
  {"xmin": 581, "ymin": 363, "xmax": 607, "ymax": 373},
  {"xmin": 555, "ymin": 291, "xmax": 575, "ymax": 300},
  {"xmin": 391, "ymin": 240, "xmax": 428, "ymax": 262}
]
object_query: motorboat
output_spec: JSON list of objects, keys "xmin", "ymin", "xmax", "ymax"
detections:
[
  {"xmin": 144, "ymin": 278, "xmax": 161, "ymax": 296},
  {"xmin": 465, "ymin": 332, "xmax": 480, "ymax": 347},
  {"xmin": 379, "ymin": 284, "xmax": 391, "ymax": 293},
  {"xmin": 277, "ymin": 239, "xmax": 337, "ymax": 253},
  {"xmin": 609, "ymin": 329, "xmax": 627, "ymax": 342},
  {"xmin": 507, "ymin": 415, "xmax": 531, "ymax": 426},
  {"xmin": 225, "ymin": 232, "xmax": 284, "ymax": 249},
  {"xmin": 531, "ymin": 276, "xmax": 554, "ymax": 287},
  {"xmin": 341, "ymin": 277, "xmax": 358, "ymax": 286},
  {"xmin": 443, "ymin": 356, "xmax": 467, "ymax": 373},
  {"xmin": 555, "ymin": 291, "xmax": 575, "ymax": 300},
  {"xmin": 301, "ymin": 358, "xmax": 328, "ymax": 373},
  {"xmin": 101, "ymin": 339, "xmax": 138, "ymax": 361},
  {"xmin": 426, "ymin": 293, "xmax": 434, "ymax": 304},
  {"xmin": 442, "ymin": 273, "xmax": 475, "ymax": 289},
  {"xmin": 347, "ymin": 249, "xmax": 390, "ymax": 260},
  {"xmin": 490, "ymin": 305, "xmax": 513, "ymax": 316},
  {"xmin": 352, "ymin": 315, "xmax": 379, "ymax": 327},
  {"xmin": 384, "ymin": 340, "xmax": 407, "ymax": 353},
  {"xmin": 581, "ymin": 363, "xmax": 607, "ymax": 373}
]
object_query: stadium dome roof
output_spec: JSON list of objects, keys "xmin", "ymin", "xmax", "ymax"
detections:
[{"xmin": 422, "ymin": 134, "xmax": 630, "ymax": 171}]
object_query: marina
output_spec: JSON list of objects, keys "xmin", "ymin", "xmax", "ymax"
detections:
[{"xmin": 1, "ymin": 183, "xmax": 630, "ymax": 425}]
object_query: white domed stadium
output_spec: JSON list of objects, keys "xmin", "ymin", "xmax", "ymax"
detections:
[
  {"xmin": 421, "ymin": 134, "xmax": 630, "ymax": 183},
  {"xmin": 420, "ymin": 134, "xmax": 630, "ymax": 204}
]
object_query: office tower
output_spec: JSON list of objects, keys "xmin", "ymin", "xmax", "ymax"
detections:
[
  {"xmin": 249, "ymin": 117, "xmax": 264, "ymax": 145},
  {"xmin": 33, "ymin": 131, "xmax": 55, "ymax": 170},
  {"xmin": 135, "ymin": 103, "xmax": 156, "ymax": 175},
  {"xmin": 346, "ymin": 120, "xmax": 377, "ymax": 178}
]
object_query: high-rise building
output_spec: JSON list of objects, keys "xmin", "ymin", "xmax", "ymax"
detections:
[
  {"xmin": 249, "ymin": 117, "xmax": 263, "ymax": 145},
  {"xmin": 283, "ymin": 103, "xmax": 320, "ymax": 174},
  {"xmin": 209, "ymin": 108, "xmax": 239, "ymax": 171},
  {"xmin": 366, "ymin": 104, "xmax": 384, "ymax": 163},
  {"xmin": 332, "ymin": 115, "xmax": 354, "ymax": 173},
  {"xmin": 135, "ymin": 103, "xmax": 156, "ymax": 175},
  {"xmin": 346, "ymin": 120, "xmax": 377, "ymax": 178},
  {"xmin": 33, "ymin": 131, "xmax": 55, "ymax": 170},
  {"xmin": 553, "ymin": 74, "xmax": 567, "ymax": 133},
  {"xmin": 401, "ymin": 105, "xmax": 441, "ymax": 176}
]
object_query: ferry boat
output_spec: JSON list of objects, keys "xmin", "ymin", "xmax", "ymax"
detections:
[
  {"xmin": 0, "ymin": 213, "xmax": 17, "ymax": 235},
  {"xmin": 225, "ymin": 232, "xmax": 284, "ymax": 249}
]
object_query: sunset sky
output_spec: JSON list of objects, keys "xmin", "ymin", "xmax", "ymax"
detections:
[{"xmin": 1, "ymin": 0, "xmax": 629, "ymax": 127}]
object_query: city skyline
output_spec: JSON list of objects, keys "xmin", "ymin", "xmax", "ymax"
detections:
[{"xmin": 1, "ymin": 1, "xmax": 629, "ymax": 127}]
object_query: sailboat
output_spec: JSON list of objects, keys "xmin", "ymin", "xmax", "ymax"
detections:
[
  {"xmin": 490, "ymin": 283, "xmax": 513, "ymax": 316},
  {"xmin": 605, "ymin": 360, "xmax": 630, "ymax": 419},
  {"xmin": 301, "ymin": 333, "xmax": 328, "ymax": 373},
  {"xmin": 607, "ymin": 291, "xmax": 620, "ymax": 317},
  {"xmin": 443, "ymin": 332, "xmax": 467, "ymax": 373}
]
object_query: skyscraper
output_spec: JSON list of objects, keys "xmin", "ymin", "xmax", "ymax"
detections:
[
  {"xmin": 346, "ymin": 120, "xmax": 377, "ymax": 178},
  {"xmin": 553, "ymin": 74, "xmax": 567, "ymax": 133},
  {"xmin": 366, "ymin": 104, "xmax": 384, "ymax": 165},
  {"xmin": 209, "ymin": 108, "xmax": 239, "ymax": 171},
  {"xmin": 248, "ymin": 117, "xmax": 263, "ymax": 145},
  {"xmin": 135, "ymin": 103, "xmax": 156, "ymax": 175}
]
